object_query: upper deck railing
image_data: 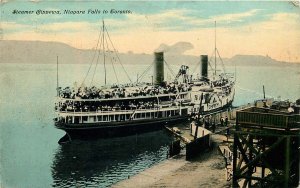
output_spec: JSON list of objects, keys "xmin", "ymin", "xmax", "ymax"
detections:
[
  {"xmin": 57, "ymin": 92, "xmax": 189, "ymax": 102},
  {"xmin": 236, "ymin": 107, "xmax": 300, "ymax": 129}
]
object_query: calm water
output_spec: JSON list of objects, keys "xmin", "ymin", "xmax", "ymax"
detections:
[{"xmin": 0, "ymin": 63, "xmax": 299, "ymax": 188}]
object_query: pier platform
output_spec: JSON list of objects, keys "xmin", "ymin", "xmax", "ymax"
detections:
[{"xmin": 112, "ymin": 134, "xmax": 231, "ymax": 188}]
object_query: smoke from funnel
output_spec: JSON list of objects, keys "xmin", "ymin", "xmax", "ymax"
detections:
[{"xmin": 155, "ymin": 42, "xmax": 194, "ymax": 54}]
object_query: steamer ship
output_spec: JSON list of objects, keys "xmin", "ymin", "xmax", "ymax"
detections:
[{"xmin": 54, "ymin": 21, "xmax": 235, "ymax": 140}]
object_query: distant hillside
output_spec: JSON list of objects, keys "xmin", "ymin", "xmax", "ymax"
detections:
[
  {"xmin": 0, "ymin": 40, "xmax": 298, "ymax": 66},
  {"xmin": 0, "ymin": 40, "xmax": 101, "ymax": 64},
  {"xmin": 0, "ymin": 40, "xmax": 199, "ymax": 65},
  {"xmin": 225, "ymin": 55, "xmax": 290, "ymax": 66}
]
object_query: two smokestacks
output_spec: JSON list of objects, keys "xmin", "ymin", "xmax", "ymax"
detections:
[{"xmin": 153, "ymin": 52, "xmax": 208, "ymax": 85}]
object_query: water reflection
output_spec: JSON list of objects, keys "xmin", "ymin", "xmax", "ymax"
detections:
[{"xmin": 51, "ymin": 130, "xmax": 173, "ymax": 188}]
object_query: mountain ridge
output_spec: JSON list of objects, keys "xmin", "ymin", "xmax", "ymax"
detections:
[{"xmin": 1, "ymin": 40, "xmax": 298, "ymax": 66}]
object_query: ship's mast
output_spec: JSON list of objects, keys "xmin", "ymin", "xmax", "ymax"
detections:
[
  {"xmin": 82, "ymin": 19, "xmax": 132, "ymax": 86},
  {"xmin": 214, "ymin": 21, "xmax": 217, "ymax": 76},
  {"xmin": 102, "ymin": 19, "xmax": 107, "ymax": 85},
  {"xmin": 57, "ymin": 56, "xmax": 59, "ymax": 97}
]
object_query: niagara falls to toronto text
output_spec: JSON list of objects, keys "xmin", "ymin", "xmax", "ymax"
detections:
[
  {"xmin": 11, "ymin": 9, "xmax": 132, "ymax": 15},
  {"xmin": 64, "ymin": 9, "xmax": 132, "ymax": 14}
]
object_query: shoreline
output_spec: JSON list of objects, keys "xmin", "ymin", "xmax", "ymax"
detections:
[{"xmin": 112, "ymin": 134, "xmax": 231, "ymax": 188}]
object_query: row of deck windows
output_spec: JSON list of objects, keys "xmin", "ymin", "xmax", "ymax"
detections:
[{"xmin": 65, "ymin": 110, "xmax": 180, "ymax": 124}]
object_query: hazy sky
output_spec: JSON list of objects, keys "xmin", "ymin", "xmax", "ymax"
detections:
[{"xmin": 1, "ymin": 1, "xmax": 300, "ymax": 62}]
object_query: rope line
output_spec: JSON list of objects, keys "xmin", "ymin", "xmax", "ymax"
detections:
[
  {"xmin": 164, "ymin": 60, "xmax": 176, "ymax": 79},
  {"xmin": 111, "ymin": 58, "xmax": 119, "ymax": 84},
  {"xmin": 207, "ymin": 50, "xmax": 215, "ymax": 71},
  {"xmin": 104, "ymin": 34, "xmax": 119, "ymax": 84},
  {"xmin": 104, "ymin": 26, "xmax": 132, "ymax": 83},
  {"xmin": 137, "ymin": 61, "xmax": 154, "ymax": 83},
  {"xmin": 81, "ymin": 28, "xmax": 103, "ymax": 87},
  {"xmin": 216, "ymin": 48, "xmax": 226, "ymax": 73},
  {"xmin": 190, "ymin": 60, "xmax": 200, "ymax": 75},
  {"xmin": 90, "ymin": 33, "xmax": 104, "ymax": 86}
]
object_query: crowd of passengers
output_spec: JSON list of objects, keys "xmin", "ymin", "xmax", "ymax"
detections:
[
  {"xmin": 211, "ymin": 77, "xmax": 231, "ymax": 87},
  {"xmin": 57, "ymin": 99, "xmax": 173, "ymax": 112},
  {"xmin": 58, "ymin": 82, "xmax": 192, "ymax": 100},
  {"xmin": 223, "ymin": 86, "xmax": 232, "ymax": 96},
  {"xmin": 210, "ymin": 77, "xmax": 233, "ymax": 96}
]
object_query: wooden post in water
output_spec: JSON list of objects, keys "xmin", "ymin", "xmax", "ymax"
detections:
[
  {"xmin": 194, "ymin": 123, "xmax": 199, "ymax": 140},
  {"xmin": 263, "ymin": 85, "xmax": 267, "ymax": 107},
  {"xmin": 263, "ymin": 85, "xmax": 266, "ymax": 99},
  {"xmin": 232, "ymin": 119, "xmax": 239, "ymax": 187},
  {"xmin": 195, "ymin": 93, "xmax": 204, "ymax": 139},
  {"xmin": 261, "ymin": 138, "xmax": 265, "ymax": 187},
  {"xmin": 151, "ymin": 75, "xmax": 153, "ymax": 85},
  {"xmin": 284, "ymin": 136, "xmax": 291, "ymax": 188}
]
